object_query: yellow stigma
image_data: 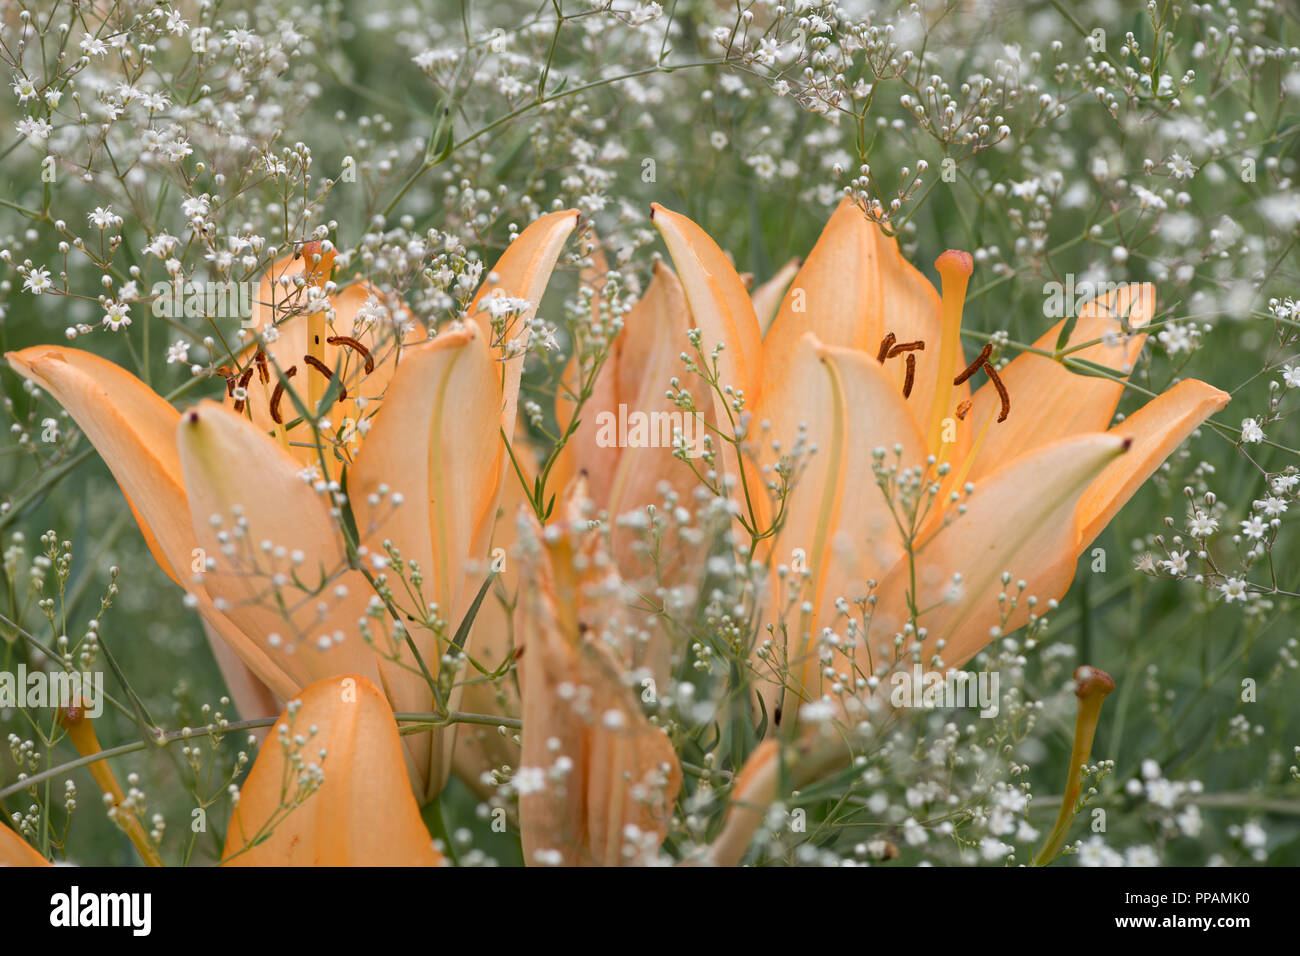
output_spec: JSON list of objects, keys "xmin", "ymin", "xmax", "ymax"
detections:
[
  {"xmin": 925, "ymin": 249, "xmax": 973, "ymax": 456},
  {"xmin": 1035, "ymin": 666, "xmax": 1116, "ymax": 865},
  {"xmin": 301, "ymin": 239, "xmax": 335, "ymax": 415}
]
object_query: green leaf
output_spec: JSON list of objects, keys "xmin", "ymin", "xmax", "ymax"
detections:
[{"xmin": 451, "ymin": 570, "xmax": 497, "ymax": 654}]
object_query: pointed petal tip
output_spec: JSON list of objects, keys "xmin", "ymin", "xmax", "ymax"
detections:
[{"xmin": 6, "ymin": 345, "xmax": 59, "ymax": 377}]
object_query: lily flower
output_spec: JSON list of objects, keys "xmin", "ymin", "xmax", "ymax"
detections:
[
  {"xmin": 648, "ymin": 199, "xmax": 1229, "ymax": 723},
  {"xmin": 453, "ymin": 249, "xmax": 707, "ymax": 789},
  {"xmin": 549, "ymin": 249, "xmax": 705, "ymax": 577},
  {"xmin": 6, "ymin": 210, "xmax": 580, "ymax": 798},
  {"xmin": 512, "ymin": 488, "xmax": 682, "ymax": 866}
]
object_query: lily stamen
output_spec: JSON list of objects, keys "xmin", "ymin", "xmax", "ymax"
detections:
[
  {"xmin": 303, "ymin": 354, "xmax": 348, "ymax": 402},
  {"xmin": 299, "ymin": 239, "xmax": 336, "ymax": 411},
  {"xmin": 875, "ymin": 332, "xmax": 896, "ymax": 363},
  {"xmin": 985, "ymin": 361, "xmax": 1011, "ymax": 422},
  {"xmin": 953, "ymin": 343, "xmax": 993, "ymax": 386},
  {"xmin": 327, "ymin": 335, "xmax": 375, "ymax": 374},
  {"xmin": 216, "ymin": 365, "xmax": 238, "ymax": 397},
  {"xmin": 887, "ymin": 339, "xmax": 925, "ymax": 358},
  {"xmin": 876, "ymin": 333, "xmax": 925, "ymax": 399},
  {"xmin": 254, "ymin": 349, "xmax": 270, "ymax": 385},
  {"xmin": 232, "ymin": 365, "xmax": 255, "ymax": 413},
  {"xmin": 269, "ymin": 365, "xmax": 298, "ymax": 425}
]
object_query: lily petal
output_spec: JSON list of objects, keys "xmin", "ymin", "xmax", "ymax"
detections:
[
  {"xmin": 0, "ymin": 822, "xmax": 48, "ymax": 867},
  {"xmin": 6, "ymin": 346, "xmax": 189, "ymax": 584},
  {"xmin": 6, "ymin": 347, "xmax": 295, "ymax": 711},
  {"xmin": 705, "ymin": 739, "xmax": 779, "ymax": 866},
  {"xmin": 349, "ymin": 324, "xmax": 505, "ymax": 797},
  {"xmin": 604, "ymin": 263, "xmax": 702, "ymax": 538},
  {"xmin": 650, "ymin": 203, "xmax": 764, "ymax": 404},
  {"xmin": 872, "ymin": 433, "xmax": 1130, "ymax": 668},
  {"xmin": 759, "ymin": 334, "xmax": 925, "ymax": 693},
  {"xmin": 650, "ymin": 204, "xmax": 768, "ymax": 532},
  {"xmin": 176, "ymin": 400, "xmax": 379, "ymax": 697},
  {"xmin": 762, "ymin": 199, "xmax": 882, "ymax": 390},
  {"xmin": 517, "ymin": 513, "xmax": 681, "ymax": 866},
  {"xmin": 751, "ymin": 257, "xmax": 801, "ymax": 335},
  {"xmin": 223, "ymin": 675, "xmax": 442, "ymax": 866},
  {"xmin": 1077, "ymin": 378, "xmax": 1229, "ymax": 548},
  {"xmin": 965, "ymin": 283, "xmax": 1155, "ymax": 483},
  {"xmin": 469, "ymin": 209, "xmax": 581, "ymax": 439}
]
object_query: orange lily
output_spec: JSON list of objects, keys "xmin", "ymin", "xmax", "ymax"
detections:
[
  {"xmin": 649, "ymin": 199, "xmax": 1229, "ymax": 724},
  {"xmin": 512, "ymin": 488, "xmax": 682, "ymax": 865},
  {"xmin": 453, "ymin": 249, "xmax": 708, "ymax": 790},
  {"xmin": 549, "ymin": 252, "xmax": 705, "ymax": 578},
  {"xmin": 6, "ymin": 211, "xmax": 580, "ymax": 798}
]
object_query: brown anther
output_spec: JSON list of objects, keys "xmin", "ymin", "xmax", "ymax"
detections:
[
  {"xmin": 875, "ymin": 332, "xmax": 896, "ymax": 363},
  {"xmin": 887, "ymin": 339, "xmax": 925, "ymax": 358},
  {"xmin": 953, "ymin": 343, "xmax": 993, "ymax": 386},
  {"xmin": 232, "ymin": 365, "xmax": 255, "ymax": 413},
  {"xmin": 269, "ymin": 365, "xmax": 298, "ymax": 425},
  {"xmin": 254, "ymin": 349, "xmax": 270, "ymax": 385},
  {"xmin": 327, "ymin": 335, "xmax": 375, "ymax": 375},
  {"xmin": 215, "ymin": 365, "xmax": 238, "ymax": 397},
  {"xmin": 902, "ymin": 353, "xmax": 917, "ymax": 398},
  {"xmin": 303, "ymin": 354, "xmax": 347, "ymax": 402},
  {"xmin": 984, "ymin": 362, "xmax": 1010, "ymax": 422},
  {"xmin": 956, "ymin": 399, "xmax": 972, "ymax": 420}
]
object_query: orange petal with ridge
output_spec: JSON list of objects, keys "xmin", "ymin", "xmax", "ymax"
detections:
[
  {"xmin": 223, "ymin": 675, "xmax": 442, "ymax": 866},
  {"xmin": 348, "ymin": 325, "xmax": 506, "ymax": 798},
  {"xmin": 6, "ymin": 346, "xmax": 189, "ymax": 584},
  {"xmin": 176, "ymin": 400, "xmax": 380, "ymax": 697},
  {"xmin": 705, "ymin": 739, "xmax": 779, "ymax": 866},
  {"xmin": 1077, "ymin": 378, "xmax": 1229, "ymax": 548},
  {"xmin": 872, "ymin": 433, "xmax": 1129, "ymax": 669},
  {"xmin": 650, "ymin": 203, "xmax": 764, "ymax": 404},
  {"xmin": 469, "ymin": 209, "xmax": 581, "ymax": 439}
]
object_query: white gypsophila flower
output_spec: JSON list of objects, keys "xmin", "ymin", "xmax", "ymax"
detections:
[
  {"xmin": 1219, "ymin": 577, "xmax": 1249, "ymax": 603},
  {"xmin": 1167, "ymin": 153, "xmax": 1197, "ymax": 180},
  {"xmin": 23, "ymin": 267, "xmax": 52, "ymax": 294},
  {"xmin": 102, "ymin": 301, "xmax": 131, "ymax": 331}
]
